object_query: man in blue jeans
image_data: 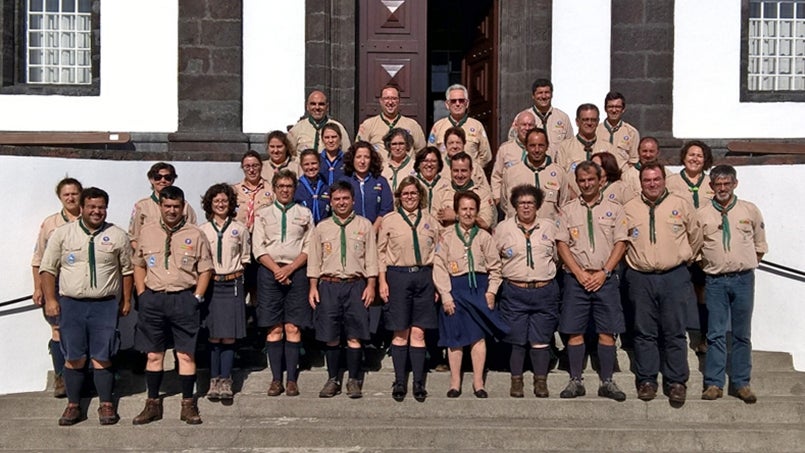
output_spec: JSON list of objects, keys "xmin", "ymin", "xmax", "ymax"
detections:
[{"xmin": 696, "ymin": 165, "xmax": 767, "ymax": 403}]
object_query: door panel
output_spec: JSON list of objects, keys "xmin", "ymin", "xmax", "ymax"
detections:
[{"xmin": 462, "ymin": 0, "xmax": 498, "ymax": 148}]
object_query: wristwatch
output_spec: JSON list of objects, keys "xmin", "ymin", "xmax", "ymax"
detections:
[
  {"xmin": 603, "ymin": 269, "xmax": 612, "ymax": 279},
  {"xmin": 194, "ymin": 294, "xmax": 204, "ymax": 303}
]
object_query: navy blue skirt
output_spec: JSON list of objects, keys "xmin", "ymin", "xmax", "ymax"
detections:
[{"xmin": 438, "ymin": 274, "xmax": 509, "ymax": 348}]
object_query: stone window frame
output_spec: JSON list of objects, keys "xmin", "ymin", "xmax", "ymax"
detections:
[
  {"xmin": 0, "ymin": 0, "xmax": 100, "ymax": 96},
  {"xmin": 740, "ymin": 0, "xmax": 805, "ymax": 102}
]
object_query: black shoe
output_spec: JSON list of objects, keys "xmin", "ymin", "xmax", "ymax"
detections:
[
  {"xmin": 413, "ymin": 381, "xmax": 427, "ymax": 402},
  {"xmin": 446, "ymin": 388, "xmax": 461, "ymax": 398},
  {"xmin": 473, "ymin": 387, "xmax": 488, "ymax": 399},
  {"xmin": 391, "ymin": 382, "xmax": 406, "ymax": 402},
  {"xmin": 559, "ymin": 379, "xmax": 586, "ymax": 399}
]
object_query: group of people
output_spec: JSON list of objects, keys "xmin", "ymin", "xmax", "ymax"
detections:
[{"xmin": 32, "ymin": 79, "xmax": 767, "ymax": 427}]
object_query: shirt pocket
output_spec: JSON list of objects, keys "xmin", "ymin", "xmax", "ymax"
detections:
[
  {"xmin": 176, "ymin": 252, "xmax": 197, "ymax": 272},
  {"xmin": 94, "ymin": 240, "xmax": 119, "ymax": 265},
  {"xmin": 665, "ymin": 217, "xmax": 686, "ymax": 238}
]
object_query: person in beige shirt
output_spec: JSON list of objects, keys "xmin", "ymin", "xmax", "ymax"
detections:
[
  {"xmin": 431, "ymin": 151, "xmax": 496, "ymax": 231},
  {"xmin": 492, "ymin": 110, "xmax": 538, "ymax": 204},
  {"xmin": 439, "ymin": 127, "xmax": 491, "ymax": 191},
  {"xmin": 31, "ymin": 177, "xmax": 83, "ymax": 399},
  {"xmin": 556, "ymin": 162, "xmax": 629, "ymax": 402},
  {"xmin": 199, "ymin": 183, "xmax": 251, "ymax": 402},
  {"xmin": 377, "ymin": 177, "xmax": 439, "ymax": 402},
  {"xmin": 252, "ymin": 170, "xmax": 313, "ymax": 398},
  {"xmin": 434, "ymin": 191, "xmax": 508, "ymax": 398},
  {"xmin": 697, "ymin": 165, "xmax": 767, "ymax": 404},
  {"xmin": 592, "ymin": 152, "xmax": 638, "ymax": 205},
  {"xmin": 307, "ymin": 181, "xmax": 378, "ymax": 399},
  {"xmin": 131, "ymin": 186, "xmax": 214, "ymax": 426},
  {"xmin": 286, "ymin": 90, "xmax": 351, "ymax": 154},
  {"xmin": 381, "ymin": 128, "xmax": 418, "ymax": 192},
  {"xmin": 233, "ymin": 150, "xmax": 275, "ymax": 231},
  {"xmin": 429, "ymin": 84, "xmax": 492, "ymax": 168},
  {"xmin": 356, "ymin": 85, "xmax": 426, "ymax": 157},
  {"xmin": 623, "ymin": 163, "xmax": 702, "ymax": 405},
  {"xmin": 129, "ymin": 162, "xmax": 197, "ymax": 249},
  {"xmin": 623, "ymin": 136, "xmax": 665, "ymax": 195},
  {"xmin": 260, "ymin": 131, "xmax": 302, "ymax": 183},
  {"xmin": 493, "ymin": 184, "xmax": 560, "ymax": 399},
  {"xmin": 499, "ymin": 128, "xmax": 568, "ymax": 220},
  {"xmin": 40, "ymin": 187, "xmax": 132, "ymax": 426},
  {"xmin": 597, "ymin": 91, "xmax": 640, "ymax": 165},
  {"xmin": 557, "ymin": 104, "xmax": 626, "ymax": 174},
  {"xmin": 508, "ymin": 78, "xmax": 573, "ymax": 158},
  {"xmin": 413, "ymin": 146, "xmax": 450, "ymax": 216}
]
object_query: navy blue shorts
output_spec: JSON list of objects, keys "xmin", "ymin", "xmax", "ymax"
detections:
[
  {"xmin": 498, "ymin": 279, "xmax": 559, "ymax": 345},
  {"xmin": 134, "ymin": 289, "xmax": 200, "ymax": 354},
  {"xmin": 58, "ymin": 296, "xmax": 119, "ymax": 362},
  {"xmin": 383, "ymin": 267, "xmax": 438, "ymax": 331},
  {"xmin": 256, "ymin": 265, "xmax": 312, "ymax": 329},
  {"xmin": 558, "ymin": 272, "xmax": 625, "ymax": 335},
  {"xmin": 314, "ymin": 279, "xmax": 370, "ymax": 343}
]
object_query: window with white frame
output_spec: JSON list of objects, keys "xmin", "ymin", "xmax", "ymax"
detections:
[
  {"xmin": 26, "ymin": 0, "xmax": 92, "ymax": 85},
  {"xmin": 747, "ymin": 0, "xmax": 805, "ymax": 91}
]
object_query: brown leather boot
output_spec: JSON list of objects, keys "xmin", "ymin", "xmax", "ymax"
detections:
[
  {"xmin": 510, "ymin": 376, "xmax": 525, "ymax": 398},
  {"xmin": 53, "ymin": 374, "xmax": 66, "ymax": 398},
  {"xmin": 533, "ymin": 375, "xmax": 549, "ymax": 398},
  {"xmin": 180, "ymin": 398, "xmax": 202, "ymax": 425},
  {"xmin": 132, "ymin": 398, "xmax": 163, "ymax": 425}
]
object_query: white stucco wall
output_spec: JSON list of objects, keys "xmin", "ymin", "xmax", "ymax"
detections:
[
  {"xmin": 242, "ymin": 0, "xmax": 306, "ymax": 133},
  {"xmin": 0, "ymin": 1, "xmax": 178, "ymax": 132},
  {"xmin": 674, "ymin": 0, "xmax": 805, "ymax": 137}
]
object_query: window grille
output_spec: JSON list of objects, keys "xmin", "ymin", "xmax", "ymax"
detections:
[
  {"xmin": 26, "ymin": 0, "xmax": 92, "ymax": 85},
  {"xmin": 747, "ymin": 0, "xmax": 805, "ymax": 91}
]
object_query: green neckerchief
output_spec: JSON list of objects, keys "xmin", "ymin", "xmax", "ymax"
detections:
[
  {"xmin": 417, "ymin": 173, "xmax": 441, "ymax": 210},
  {"xmin": 516, "ymin": 221, "xmax": 539, "ymax": 269},
  {"xmin": 680, "ymin": 170, "xmax": 705, "ymax": 209},
  {"xmin": 604, "ymin": 119, "xmax": 622, "ymax": 144},
  {"xmin": 78, "ymin": 218, "xmax": 107, "ymax": 288},
  {"xmin": 398, "ymin": 207, "xmax": 423, "ymax": 265},
  {"xmin": 210, "ymin": 216, "xmax": 233, "ymax": 265},
  {"xmin": 160, "ymin": 216, "xmax": 187, "ymax": 269},
  {"xmin": 451, "ymin": 179, "xmax": 475, "ymax": 192},
  {"xmin": 150, "ymin": 192, "xmax": 159, "ymax": 204},
  {"xmin": 712, "ymin": 196, "xmax": 738, "ymax": 252},
  {"xmin": 517, "ymin": 137, "xmax": 527, "ymax": 160},
  {"xmin": 448, "ymin": 114, "xmax": 468, "ymax": 128},
  {"xmin": 381, "ymin": 113, "xmax": 401, "ymax": 131},
  {"xmin": 60, "ymin": 209, "xmax": 71, "ymax": 223},
  {"xmin": 455, "ymin": 223, "xmax": 480, "ymax": 288},
  {"xmin": 308, "ymin": 115, "xmax": 329, "ymax": 150},
  {"xmin": 601, "ymin": 180, "xmax": 613, "ymax": 196},
  {"xmin": 576, "ymin": 135, "xmax": 596, "ymax": 161},
  {"xmin": 270, "ymin": 157, "xmax": 290, "ymax": 173},
  {"xmin": 531, "ymin": 106, "xmax": 551, "ymax": 128},
  {"xmin": 523, "ymin": 154, "xmax": 552, "ymax": 189},
  {"xmin": 640, "ymin": 189, "xmax": 670, "ymax": 244},
  {"xmin": 273, "ymin": 200, "xmax": 295, "ymax": 242},
  {"xmin": 331, "ymin": 212, "xmax": 356, "ymax": 268},
  {"xmin": 579, "ymin": 194, "xmax": 603, "ymax": 252},
  {"xmin": 387, "ymin": 154, "xmax": 412, "ymax": 191},
  {"xmin": 635, "ymin": 162, "xmax": 643, "ymax": 171}
]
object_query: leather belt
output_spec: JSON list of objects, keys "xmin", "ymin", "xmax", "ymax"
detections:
[
  {"xmin": 319, "ymin": 275, "xmax": 361, "ymax": 283},
  {"xmin": 214, "ymin": 271, "xmax": 244, "ymax": 282},
  {"xmin": 507, "ymin": 279, "xmax": 551, "ymax": 289},
  {"xmin": 387, "ymin": 265, "xmax": 431, "ymax": 273}
]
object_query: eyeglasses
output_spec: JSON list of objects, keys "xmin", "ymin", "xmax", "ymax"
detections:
[
  {"xmin": 390, "ymin": 142, "xmax": 407, "ymax": 147},
  {"xmin": 242, "ymin": 164, "xmax": 261, "ymax": 170},
  {"xmin": 274, "ymin": 184, "xmax": 295, "ymax": 190},
  {"xmin": 152, "ymin": 174, "xmax": 175, "ymax": 182},
  {"xmin": 448, "ymin": 98, "xmax": 467, "ymax": 105},
  {"xmin": 308, "ymin": 102, "xmax": 327, "ymax": 107},
  {"xmin": 517, "ymin": 201, "xmax": 536, "ymax": 206},
  {"xmin": 381, "ymin": 96, "xmax": 399, "ymax": 101}
]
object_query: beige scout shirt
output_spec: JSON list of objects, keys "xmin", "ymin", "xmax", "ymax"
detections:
[
  {"xmin": 494, "ymin": 217, "xmax": 558, "ymax": 282},
  {"xmin": 417, "ymin": 174, "xmax": 452, "ymax": 216},
  {"xmin": 307, "ymin": 214, "xmax": 378, "ymax": 279},
  {"xmin": 601, "ymin": 180, "xmax": 638, "ymax": 205},
  {"xmin": 286, "ymin": 117, "xmax": 351, "ymax": 155},
  {"xmin": 499, "ymin": 159, "xmax": 567, "ymax": 220},
  {"xmin": 129, "ymin": 195, "xmax": 197, "ymax": 243},
  {"xmin": 133, "ymin": 221, "xmax": 214, "ymax": 292},
  {"xmin": 697, "ymin": 199, "xmax": 767, "ymax": 275},
  {"xmin": 356, "ymin": 114, "xmax": 427, "ymax": 157},
  {"xmin": 432, "ymin": 182, "xmax": 497, "ymax": 228},
  {"xmin": 623, "ymin": 192, "xmax": 703, "ymax": 272},
  {"xmin": 260, "ymin": 159, "xmax": 301, "ymax": 186},
  {"xmin": 557, "ymin": 137, "xmax": 626, "ymax": 172},
  {"xmin": 621, "ymin": 165, "xmax": 642, "ymax": 196},
  {"xmin": 508, "ymin": 106, "xmax": 573, "ymax": 158},
  {"xmin": 232, "ymin": 179, "xmax": 275, "ymax": 229},
  {"xmin": 377, "ymin": 209, "xmax": 439, "ymax": 271},
  {"xmin": 32, "ymin": 211, "xmax": 72, "ymax": 267},
  {"xmin": 491, "ymin": 140, "xmax": 526, "ymax": 202},
  {"xmin": 597, "ymin": 120, "xmax": 640, "ymax": 164},
  {"xmin": 433, "ymin": 225, "xmax": 501, "ymax": 304},
  {"xmin": 40, "ymin": 221, "xmax": 133, "ymax": 299},
  {"xmin": 666, "ymin": 172, "xmax": 714, "ymax": 207},
  {"xmin": 557, "ymin": 197, "xmax": 629, "ymax": 271},
  {"xmin": 429, "ymin": 116, "xmax": 492, "ymax": 168},
  {"xmin": 381, "ymin": 155, "xmax": 418, "ymax": 192},
  {"xmin": 251, "ymin": 203, "xmax": 313, "ymax": 265},
  {"xmin": 199, "ymin": 219, "xmax": 251, "ymax": 275}
]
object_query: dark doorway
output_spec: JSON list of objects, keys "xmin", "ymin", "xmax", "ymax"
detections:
[{"xmin": 427, "ymin": 0, "xmax": 498, "ymax": 147}]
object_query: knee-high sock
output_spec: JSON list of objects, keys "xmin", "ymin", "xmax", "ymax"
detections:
[
  {"xmin": 409, "ymin": 346, "xmax": 427, "ymax": 384},
  {"xmin": 209, "ymin": 343, "xmax": 221, "ymax": 378},
  {"xmin": 567, "ymin": 343, "xmax": 586, "ymax": 380},
  {"xmin": 390, "ymin": 344, "xmax": 408, "ymax": 384},
  {"xmin": 49, "ymin": 340, "xmax": 65, "ymax": 376},
  {"xmin": 285, "ymin": 341, "xmax": 301, "ymax": 382},
  {"xmin": 346, "ymin": 347, "xmax": 363, "ymax": 380},
  {"xmin": 63, "ymin": 367, "xmax": 84, "ymax": 404},
  {"xmin": 324, "ymin": 345, "xmax": 340, "ymax": 380},
  {"xmin": 266, "ymin": 341, "xmax": 284, "ymax": 381},
  {"xmin": 179, "ymin": 374, "xmax": 196, "ymax": 399},
  {"xmin": 530, "ymin": 347, "xmax": 551, "ymax": 376},
  {"xmin": 509, "ymin": 344, "xmax": 526, "ymax": 377},
  {"xmin": 93, "ymin": 367, "xmax": 114, "ymax": 403},
  {"xmin": 598, "ymin": 344, "xmax": 617, "ymax": 382},
  {"xmin": 145, "ymin": 370, "xmax": 163, "ymax": 399},
  {"xmin": 219, "ymin": 343, "xmax": 236, "ymax": 379}
]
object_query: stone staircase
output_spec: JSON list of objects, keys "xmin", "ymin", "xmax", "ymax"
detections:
[{"xmin": 1, "ymin": 348, "xmax": 804, "ymax": 452}]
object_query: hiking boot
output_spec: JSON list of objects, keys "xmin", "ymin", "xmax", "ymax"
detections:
[
  {"xmin": 510, "ymin": 376, "xmax": 524, "ymax": 398},
  {"xmin": 318, "ymin": 378, "xmax": 341, "ymax": 398},
  {"xmin": 286, "ymin": 381, "xmax": 299, "ymax": 397},
  {"xmin": 346, "ymin": 378, "xmax": 363, "ymax": 399},
  {"xmin": 266, "ymin": 380, "xmax": 284, "ymax": 397},
  {"xmin": 58, "ymin": 403, "xmax": 83, "ymax": 426},
  {"xmin": 560, "ymin": 379, "xmax": 586, "ymax": 399},
  {"xmin": 533, "ymin": 375, "xmax": 549, "ymax": 398},
  {"xmin": 180, "ymin": 398, "xmax": 202, "ymax": 425},
  {"xmin": 701, "ymin": 385, "xmax": 723, "ymax": 400},
  {"xmin": 730, "ymin": 386, "xmax": 757, "ymax": 404},
  {"xmin": 97, "ymin": 402, "xmax": 120, "ymax": 425},
  {"xmin": 598, "ymin": 380, "xmax": 626, "ymax": 402},
  {"xmin": 637, "ymin": 382, "xmax": 657, "ymax": 401},
  {"xmin": 132, "ymin": 398, "xmax": 163, "ymax": 425},
  {"xmin": 207, "ymin": 377, "xmax": 220, "ymax": 401},
  {"xmin": 219, "ymin": 378, "xmax": 233, "ymax": 401},
  {"xmin": 53, "ymin": 374, "xmax": 66, "ymax": 399}
]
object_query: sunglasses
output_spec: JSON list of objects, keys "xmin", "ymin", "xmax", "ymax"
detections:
[
  {"xmin": 153, "ymin": 174, "xmax": 175, "ymax": 182},
  {"xmin": 448, "ymin": 98, "xmax": 467, "ymax": 105}
]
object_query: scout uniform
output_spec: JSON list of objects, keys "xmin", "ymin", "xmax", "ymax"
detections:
[
  {"xmin": 344, "ymin": 173, "xmax": 394, "ymax": 223},
  {"xmin": 439, "ymin": 157, "xmax": 491, "ymax": 192},
  {"xmin": 557, "ymin": 136, "xmax": 626, "ymax": 173},
  {"xmin": 252, "ymin": 201, "xmax": 313, "ymax": 392},
  {"xmin": 356, "ymin": 114, "xmax": 427, "ymax": 157},
  {"xmin": 597, "ymin": 120, "xmax": 640, "ymax": 165},
  {"xmin": 498, "ymin": 156, "xmax": 567, "ymax": 221},
  {"xmin": 621, "ymin": 165, "xmax": 642, "ymax": 197},
  {"xmin": 666, "ymin": 172, "xmax": 714, "ymax": 209},
  {"xmin": 491, "ymin": 139, "xmax": 526, "ymax": 202},
  {"xmin": 129, "ymin": 194, "xmax": 197, "ymax": 244},
  {"xmin": 294, "ymin": 173, "xmax": 331, "ymax": 224},
  {"xmin": 697, "ymin": 196, "xmax": 767, "ymax": 395},
  {"xmin": 431, "ymin": 181, "xmax": 497, "ymax": 229},
  {"xmin": 286, "ymin": 116, "xmax": 351, "ymax": 154},
  {"xmin": 601, "ymin": 179, "xmax": 638, "ymax": 206},
  {"xmin": 381, "ymin": 155, "xmax": 417, "ymax": 192},
  {"xmin": 319, "ymin": 149, "xmax": 346, "ymax": 187},
  {"xmin": 260, "ymin": 158, "xmax": 301, "ymax": 186},
  {"xmin": 508, "ymin": 106, "xmax": 573, "ymax": 158},
  {"xmin": 429, "ymin": 116, "xmax": 493, "ymax": 168},
  {"xmin": 623, "ymin": 190, "xmax": 703, "ymax": 397},
  {"xmin": 416, "ymin": 173, "xmax": 450, "ymax": 217},
  {"xmin": 231, "ymin": 179, "xmax": 274, "ymax": 231}
]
